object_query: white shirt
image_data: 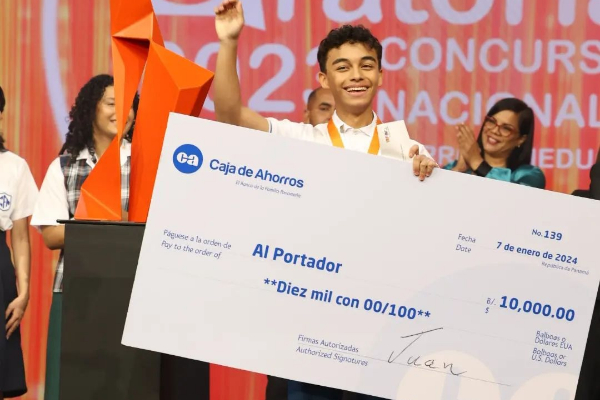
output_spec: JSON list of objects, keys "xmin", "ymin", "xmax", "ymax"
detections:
[
  {"xmin": 0, "ymin": 151, "xmax": 39, "ymax": 231},
  {"xmin": 267, "ymin": 111, "xmax": 432, "ymax": 158},
  {"xmin": 31, "ymin": 141, "xmax": 131, "ymax": 228}
]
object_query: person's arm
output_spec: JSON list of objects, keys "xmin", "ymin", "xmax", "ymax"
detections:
[
  {"xmin": 41, "ymin": 225, "xmax": 65, "ymax": 250},
  {"xmin": 30, "ymin": 158, "xmax": 69, "ymax": 249},
  {"xmin": 213, "ymin": 0, "xmax": 269, "ymax": 132},
  {"xmin": 455, "ymin": 124, "xmax": 486, "ymax": 171},
  {"xmin": 6, "ymin": 217, "xmax": 31, "ymax": 338},
  {"xmin": 5, "ymin": 158, "xmax": 38, "ymax": 339},
  {"xmin": 453, "ymin": 123, "xmax": 524, "ymax": 183},
  {"xmin": 450, "ymin": 155, "xmax": 469, "ymax": 172}
]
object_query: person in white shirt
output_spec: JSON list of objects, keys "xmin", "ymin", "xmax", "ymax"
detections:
[
  {"xmin": 0, "ymin": 85, "xmax": 38, "ymax": 398},
  {"xmin": 214, "ymin": 2, "xmax": 435, "ymax": 399},
  {"xmin": 30, "ymin": 74, "xmax": 137, "ymax": 400},
  {"xmin": 213, "ymin": 0, "xmax": 437, "ymax": 181}
]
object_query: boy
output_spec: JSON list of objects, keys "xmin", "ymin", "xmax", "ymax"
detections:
[
  {"xmin": 213, "ymin": 0, "xmax": 437, "ymax": 180},
  {"xmin": 213, "ymin": 1, "xmax": 435, "ymax": 398}
]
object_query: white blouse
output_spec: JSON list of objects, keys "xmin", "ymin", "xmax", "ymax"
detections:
[
  {"xmin": 0, "ymin": 151, "xmax": 39, "ymax": 231},
  {"xmin": 31, "ymin": 141, "xmax": 131, "ymax": 227}
]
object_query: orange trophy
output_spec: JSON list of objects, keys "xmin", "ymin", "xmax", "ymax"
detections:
[{"xmin": 74, "ymin": 0, "xmax": 214, "ymax": 222}]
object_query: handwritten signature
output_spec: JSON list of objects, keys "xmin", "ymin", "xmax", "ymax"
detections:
[{"xmin": 387, "ymin": 327, "xmax": 467, "ymax": 376}]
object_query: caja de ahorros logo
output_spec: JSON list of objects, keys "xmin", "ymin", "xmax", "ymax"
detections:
[
  {"xmin": 173, "ymin": 144, "xmax": 204, "ymax": 174},
  {"xmin": 172, "ymin": 144, "xmax": 304, "ymax": 188}
]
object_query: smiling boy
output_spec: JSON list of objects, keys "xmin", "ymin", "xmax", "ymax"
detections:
[
  {"xmin": 213, "ymin": 1, "xmax": 433, "ymax": 399},
  {"xmin": 213, "ymin": 0, "xmax": 437, "ymax": 180}
]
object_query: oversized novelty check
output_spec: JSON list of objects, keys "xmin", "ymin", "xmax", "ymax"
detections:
[{"xmin": 123, "ymin": 113, "xmax": 600, "ymax": 400}]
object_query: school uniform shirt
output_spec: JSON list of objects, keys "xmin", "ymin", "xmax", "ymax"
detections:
[
  {"xmin": 0, "ymin": 151, "xmax": 38, "ymax": 231},
  {"xmin": 31, "ymin": 141, "xmax": 131, "ymax": 292},
  {"xmin": 267, "ymin": 112, "xmax": 432, "ymax": 400},
  {"xmin": 267, "ymin": 111, "xmax": 433, "ymax": 158}
]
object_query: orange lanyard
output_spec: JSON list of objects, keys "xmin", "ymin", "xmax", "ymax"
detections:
[{"xmin": 327, "ymin": 117, "xmax": 383, "ymax": 155}]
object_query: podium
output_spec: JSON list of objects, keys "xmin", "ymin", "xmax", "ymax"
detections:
[{"xmin": 60, "ymin": 221, "xmax": 209, "ymax": 400}]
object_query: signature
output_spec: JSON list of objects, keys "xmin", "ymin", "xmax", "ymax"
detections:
[{"xmin": 387, "ymin": 327, "xmax": 467, "ymax": 376}]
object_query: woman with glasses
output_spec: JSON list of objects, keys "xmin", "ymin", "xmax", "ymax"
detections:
[{"xmin": 444, "ymin": 97, "xmax": 545, "ymax": 189}]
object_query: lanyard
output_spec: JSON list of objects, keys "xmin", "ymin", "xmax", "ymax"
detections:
[{"xmin": 327, "ymin": 117, "xmax": 382, "ymax": 155}]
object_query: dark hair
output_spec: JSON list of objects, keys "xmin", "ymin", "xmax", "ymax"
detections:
[
  {"xmin": 307, "ymin": 87, "xmax": 331, "ymax": 107},
  {"xmin": 0, "ymin": 85, "xmax": 5, "ymax": 152},
  {"xmin": 0, "ymin": 85, "xmax": 5, "ymax": 113},
  {"xmin": 307, "ymin": 88, "xmax": 320, "ymax": 106},
  {"xmin": 317, "ymin": 25, "xmax": 382, "ymax": 73},
  {"xmin": 476, "ymin": 98, "xmax": 535, "ymax": 170},
  {"xmin": 59, "ymin": 74, "xmax": 139, "ymax": 158}
]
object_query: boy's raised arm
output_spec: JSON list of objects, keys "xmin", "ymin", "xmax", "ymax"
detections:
[{"xmin": 214, "ymin": 0, "xmax": 269, "ymax": 132}]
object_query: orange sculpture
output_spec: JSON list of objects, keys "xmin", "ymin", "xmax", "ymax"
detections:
[{"xmin": 74, "ymin": 0, "xmax": 214, "ymax": 222}]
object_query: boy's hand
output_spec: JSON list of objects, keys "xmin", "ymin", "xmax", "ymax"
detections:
[
  {"xmin": 409, "ymin": 145, "xmax": 438, "ymax": 181},
  {"xmin": 215, "ymin": 0, "xmax": 245, "ymax": 43}
]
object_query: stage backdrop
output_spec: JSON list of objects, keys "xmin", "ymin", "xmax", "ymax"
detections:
[{"xmin": 1, "ymin": 0, "xmax": 599, "ymax": 399}]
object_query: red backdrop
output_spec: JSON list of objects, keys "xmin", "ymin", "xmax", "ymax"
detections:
[{"xmin": 1, "ymin": 0, "xmax": 599, "ymax": 398}]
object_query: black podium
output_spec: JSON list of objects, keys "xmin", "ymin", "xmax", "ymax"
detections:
[{"xmin": 61, "ymin": 221, "xmax": 209, "ymax": 400}]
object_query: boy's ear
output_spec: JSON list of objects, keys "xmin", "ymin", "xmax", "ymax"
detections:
[{"xmin": 318, "ymin": 72, "xmax": 329, "ymax": 89}]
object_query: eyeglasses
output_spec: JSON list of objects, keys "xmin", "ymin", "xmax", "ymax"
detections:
[{"xmin": 483, "ymin": 116, "xmax": 518, "ymax": 137}]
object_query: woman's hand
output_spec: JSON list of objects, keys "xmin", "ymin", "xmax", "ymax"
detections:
[
  {"xmin": 456, "ymin": 124, "xmax": 484, "ymax": 170},
  {"xmin": 452, "ymin": 154, "xmax": 469, "ymax": 172}
]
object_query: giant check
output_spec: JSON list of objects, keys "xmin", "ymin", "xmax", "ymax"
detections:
[{"xmin": 123, "ymin": 113, "xmax": 600, "ymax": 400}]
